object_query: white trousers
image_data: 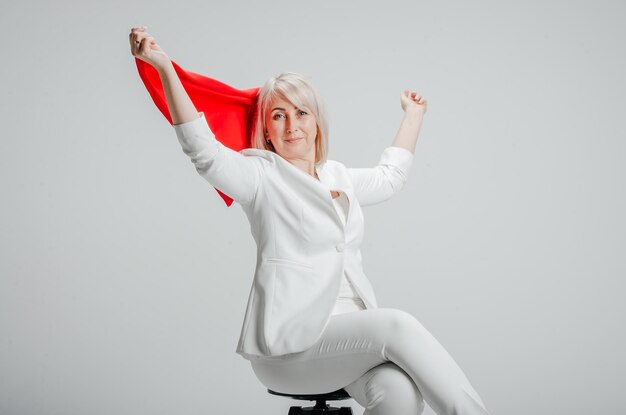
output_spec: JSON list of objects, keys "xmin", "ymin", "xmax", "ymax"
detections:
[{"xmin": 249, "ymin": 306, "xmax": 491, "ymax": 415}]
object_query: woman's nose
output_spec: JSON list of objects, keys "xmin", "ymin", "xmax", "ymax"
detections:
[{"xmin": 286, "ymin": 118, "xmax": 299, "ymax": 133}]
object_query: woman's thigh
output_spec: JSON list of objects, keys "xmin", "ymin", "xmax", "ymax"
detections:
[
  {"xmin": 248, "ymin": 307, "xmax": 413, "ymax": 394},
  {"xmin": 250, "ymin": 347, "xmax": 386, "ymax": 394}
]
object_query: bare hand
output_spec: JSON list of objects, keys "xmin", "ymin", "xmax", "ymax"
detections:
[
  {"xmin": 400, "ymin": 90, "xmax": 428, "ymax": 116},
  {"xmin": 129, "ymin": 26, "xmax": 171, "ymax": 71}
]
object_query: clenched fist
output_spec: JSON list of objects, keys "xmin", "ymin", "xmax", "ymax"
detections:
[
  {"xmin": 129, "ymin": 26, "xmax": 171, "ymax": 72},
  {"xmin": 400, "ymin": 90, "xmax": 428, "ymax": 116}
]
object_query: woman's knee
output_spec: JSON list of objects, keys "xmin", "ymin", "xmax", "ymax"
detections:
[
  {"xmin": 378, "ymin": 308, "xmax": 429, "ymax": 338},
  {"xmin": 346, "ymin": 362, "xmax": 425, "ymax": 415}
]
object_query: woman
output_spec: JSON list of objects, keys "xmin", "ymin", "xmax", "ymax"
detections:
[{"xmin": 129, "ymin": 26, "xmax": 491, "ymax": 415}]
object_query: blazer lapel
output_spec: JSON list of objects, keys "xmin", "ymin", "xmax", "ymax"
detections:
[
  {"xmin": 242, "ymin": 149, "xmax": 352, "ymax": 230},
  {"xmin": 316, "ymin": 162, "xmax": 353, "ymax": 228},
  {"xmin": 259, "ymin": 154, "xmax": 340, "ymax": 229}
]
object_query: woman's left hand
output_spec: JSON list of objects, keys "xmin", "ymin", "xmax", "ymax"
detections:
[{"xmin": 400, "ymin": 89, "xmax": 428, "ymax": 116}]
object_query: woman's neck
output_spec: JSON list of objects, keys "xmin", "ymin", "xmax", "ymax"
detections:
[{"xmin": 286, "ymin": 157, "xmax": 317, "ymax": 179}]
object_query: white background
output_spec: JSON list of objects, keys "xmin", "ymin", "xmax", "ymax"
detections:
[{"xmin": 1, "ymin": 0, "xmax": 624, "ymax": 414}]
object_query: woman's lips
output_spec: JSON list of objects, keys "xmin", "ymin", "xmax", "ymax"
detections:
[{"xmin": 285, "ymin": 138, "xmax": 303, "ymax": 143}]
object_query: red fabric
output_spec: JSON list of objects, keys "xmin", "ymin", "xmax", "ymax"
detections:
[{"xmin": 135, "ymin": 58, "xmax": 260, "ymax": 207}]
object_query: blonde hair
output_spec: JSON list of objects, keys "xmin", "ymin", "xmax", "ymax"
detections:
[{"xmin": 251, "ymin": 72, "xmax": 329, "ymax": 165}]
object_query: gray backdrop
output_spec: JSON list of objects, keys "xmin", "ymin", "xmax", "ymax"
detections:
[{"xmin": 1, "ymin": 0, "xmax": 624, "ymax": 414}]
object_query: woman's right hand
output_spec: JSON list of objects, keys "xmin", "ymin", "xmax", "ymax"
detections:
[{"xmin": 129, "ymin": 26, "xmax": 171, "ymax": 72}]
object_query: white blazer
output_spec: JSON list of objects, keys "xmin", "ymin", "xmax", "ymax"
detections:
[{"xmin": 173, "ymin": 112, "xmax": 414, "ymax": 360}]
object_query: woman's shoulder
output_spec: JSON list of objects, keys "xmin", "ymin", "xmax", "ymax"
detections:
[
  {"xmin": 239, "ymin": 148, "xmax": 277, "ymax": 164},
  {"xmin": 321, "ymin": 158, "xmax": 347, "ymax": 172}
]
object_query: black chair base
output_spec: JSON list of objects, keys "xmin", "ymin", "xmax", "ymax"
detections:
[
  {"xmin": 269, "ymin": 387, "xmax": 354, "ymax": 414},
  {"xmin": 287, "ymin": 406, "xmax": 352, "ymax": 414}
]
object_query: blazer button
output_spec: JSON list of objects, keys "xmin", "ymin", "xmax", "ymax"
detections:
[{"xmin": 336, "ymin": 243, "xmax": 345, "ymax": 252}]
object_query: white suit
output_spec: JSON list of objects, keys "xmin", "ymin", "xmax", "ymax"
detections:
[{"xmin": 173, "ymin": 112, "xmax": 414, "ymax": 360}]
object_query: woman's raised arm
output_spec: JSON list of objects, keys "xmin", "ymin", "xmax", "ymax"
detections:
[
  {"xmin": 392, "ymin": 89, "xmax": 427, "ymax": 153},
  {"xmin": 346, "ymin": 90, "xmax": 427, "ymax": 206},
  {"xmin": 129, "ymin": 26, "xmax": 197, "ymax": 124},
  {"xmin": 130, "ymin": 26, "xmax": 264, "ymax": 206}
]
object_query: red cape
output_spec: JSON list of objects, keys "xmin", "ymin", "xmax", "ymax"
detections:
[{"xmin": 135, "ymin": 58, "xmax": 260, "ymax": 207}]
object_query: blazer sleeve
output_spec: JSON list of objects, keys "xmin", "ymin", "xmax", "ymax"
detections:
[
  {"xmin": 173, "ymin": 112, "xmax": 264, "ymax": 206},
  {"xmin": 346, "ymin": 146, "xmax": 415, "ymax": 206}
]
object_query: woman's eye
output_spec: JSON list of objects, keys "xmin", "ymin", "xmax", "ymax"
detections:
[{"xmin": 273, "ymin": 111, "xmax": 306, "ymax": 120}]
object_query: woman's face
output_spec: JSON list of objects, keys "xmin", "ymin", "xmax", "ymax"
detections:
[{"xmin": 265, "ymin": 97, "xmax": 318, "ymax": 163}]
